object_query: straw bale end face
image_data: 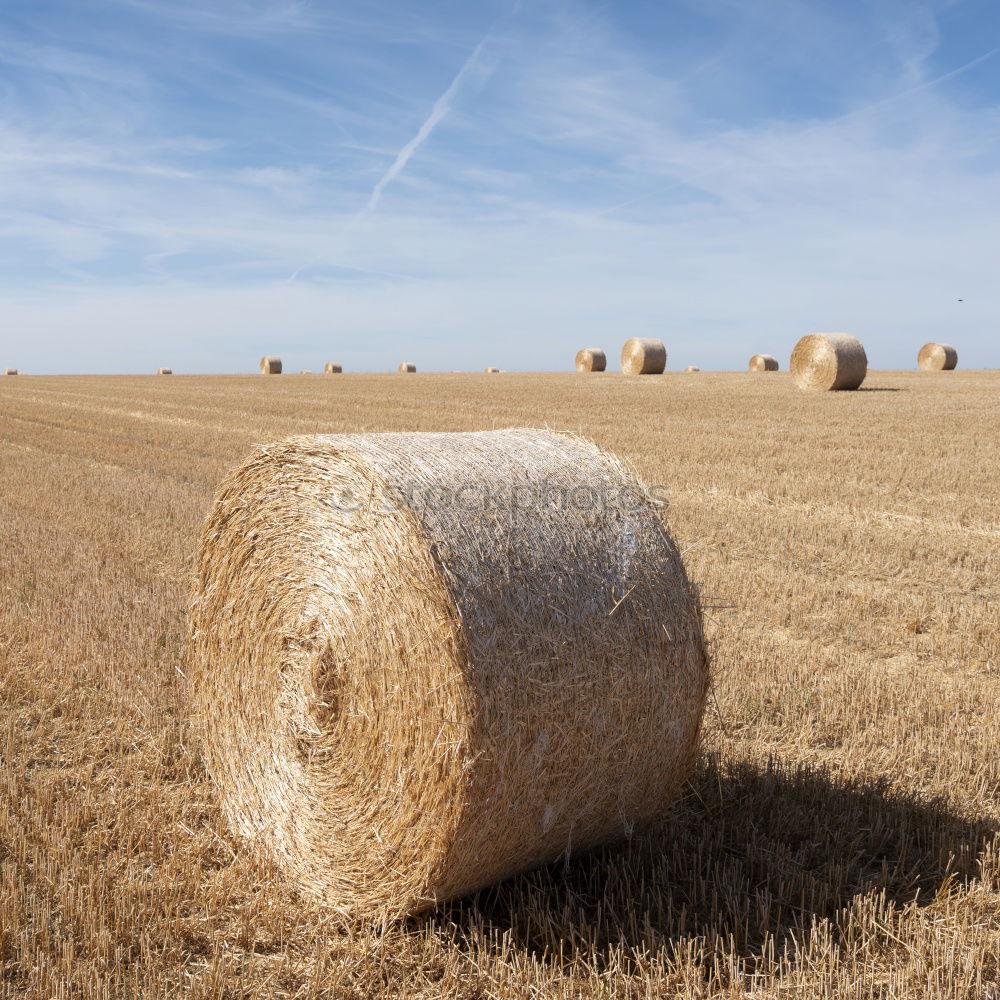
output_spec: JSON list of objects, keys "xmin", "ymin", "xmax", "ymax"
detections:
[
  {"xmin": 749, "ymin": 354, "xmax": 779, "ymax": 372},
  {"xmin": 259, "ymin": 356, "xmax": 282, "ymax": 375},
  {"xmin": 917, "ymin": 343, "xmax": 958, "ymax": 371},
  {"xmin": 790, "ymin": 333, "xmax": 867, "ymax": 391},
  {"xmin": 188, "ymin": 429, "xmax": 708, "ymax": 920},
  {"xmin": 621, "ymin": 338, "xmax": 666, "ymax": 375},
  {"xmin": 575, "ymin": 348, "xmax": 607, "ymax": 372}
]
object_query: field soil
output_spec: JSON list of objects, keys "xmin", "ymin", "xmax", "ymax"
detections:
[{"xmin": 1, "ymin": 371, "xmax": 998, "ymax": 998}]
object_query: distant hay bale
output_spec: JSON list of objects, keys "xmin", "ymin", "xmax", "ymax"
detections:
[
  {"xmin": 188, "ymin": 429, "xmax": 708, "ymax": 920},
  {"xmin": 684, "ymin": 366, "xmax": 700, "ymax": 373},
  {"xmin": 300, "ymin": 370, "xmax": 314, "ymax": 375},
  {"xmin": 259, "ymin": 356, "xmax": 282, "ymax": 375},
  {"xmin": 484, "ymin": 367, "xmax": 501, "ymax": 374},
  {"xmin": 918, "ymin": 343, "xmax": 958, "ymax": 371},
  {"xmin": 790, "ymin": 333, "xmax": 867, "ymax": 391},
  {"xmin": 398, "ymin": 362, "xmax": 417, "ymax": 373},
  {"xmin": 3, "ymin": 368, "xmax": 18, "ymax": 376},
  {"xmin": 621, "ymin": 338, "xmax": 666, "ymax": 375},
  {"xmin": 324, "ymin": 363, "xmax": 343, "ymax": 374},
  {"xmin": 749, "ymin": 354, "xmax": 779, "ymax": 372},
  {"xmin": 575, "ymin": 348, "xmax": 607, "ymax": 372},
  {"xmin": 157, "ymin": 368, "xmax": 173, "ymax": 375}
]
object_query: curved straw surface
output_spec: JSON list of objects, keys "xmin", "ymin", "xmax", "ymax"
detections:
[
  {"xmin": 188, "ymin": 429, "xmax": 708, "ymax": 920},
  {"xmin": 398, "ymin": 362, "xmax": 417, "ymax": 373},
  {"xmin": 156, "ymin": 368, "xmax": 173, "ymax": 375},
  {"xmin": 575, "ymin": 348, "xmax": 607, "ymax": 372},
  {"xmin": 259, "ymin": 356, "xmax": 282, "ymax": 375},
  {"xmin": 918, "ymin": 343, "xmax": 958, "ymax": 371},
  {"xmin": 324, "ymin": 363, "xmax": 343, "ymax": 374},
  {"xmin": 790, "ymin": 333, "xmax": 867, "ymax": 391},
  {"xmin": 621, "ymin": 338, "xmax": 666, "ymax": 375},
  {"xmin": 749, "ymin": 354, "xmax": 779, "ymax": 372}
]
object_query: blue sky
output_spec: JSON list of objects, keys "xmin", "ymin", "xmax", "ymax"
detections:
[{"xmin": 0, "ymin": 0, "xmax": 998, "ymax": 373}]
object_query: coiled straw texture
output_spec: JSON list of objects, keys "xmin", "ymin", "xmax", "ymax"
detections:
[
  {"xmin": 575, "ymin": 348, "xmax": 607, "ymax": 372},
  {"xmin": 188, "ymin": 429, "xmax": 708, "ymax": 920},
  {"xmin": 749, "ymin": 354, "xmax": 779, "ymax": 372},
  {"xmin": 918, "ymin": 343, "xmax": 958, "ymax": 371},
  {"xmin": 790, "ymin": 333, "xmax": 867, "ymax": 391},
  {"xmin": 620, "ymin": 338, "xmax": 666, "ymax": 375}
]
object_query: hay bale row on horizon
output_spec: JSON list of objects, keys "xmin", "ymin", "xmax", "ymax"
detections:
[
  {"xmin": 3, "ymin": 368, "xmax": 17, "ymax": 376},
  {"xmin": 188, "ymin": 428, "xmax": 708, "ymax": 918}
]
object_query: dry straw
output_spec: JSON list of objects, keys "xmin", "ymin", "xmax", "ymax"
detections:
[
  {"xmin": 156, "ymin": 368, "xmax": 173, "ymax": 375},
  {"xmin": 749, "ymin": 354, "xmax": 779, "ymax": 372},
  {"xmin": 621, "ymin": 338, "xmax": 666, "ymax": 375},
  {"xmin": 398, "ymin": 362, "xmax": 417, "ymax": 373},
  {"xmin": 684, "ymin": 366, "xmax": 700, "ymax": 373},
  {"xmin": 790, "ymin": 333, "xmax": 867, "ymax": 391},
  {"xmin": 300, "ymin": 370, "xmax": 314, "ymax": 375},
  {"xmin": 324, "ymin": 363, "xmax": 343, "ymax": 374},
  {"xmin": 259, "ymin": 356, "xmax": 282, "ymax": 375},
  {"xmin": 3, "ymin": 368, "xmax": 18, "ymax": 375},
  {"xmin": 575, "ymin": 348, "xmax": 607, "ymax": 373},
  {"xmin": 918, "ymin": 342, "xmax": 958, "ymax": 371},
  {"xmin": 484, "ymin": 367, "xmax": 501, "ymax": 374},
  {"xmin": 188, "ymin": 429, "xmax": 708, "ymax": 920}
]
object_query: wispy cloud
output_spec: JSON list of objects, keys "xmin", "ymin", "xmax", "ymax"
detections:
[{"xmin": 363, "ymin": 35, "xmax": 490, "ymax": 213}]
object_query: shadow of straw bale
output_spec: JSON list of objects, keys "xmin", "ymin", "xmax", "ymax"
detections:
[{"xmin": 429, "ymin": 755, "xmax": 995, "ymax": 969}]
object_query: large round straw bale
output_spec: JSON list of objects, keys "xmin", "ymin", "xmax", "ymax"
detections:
[
  {"xmin": 188, "ymin": 429, "xmax": 708, "ymax": 919},
  {"xmin": 790, "ymin": 333, "xmax": 867, "ymax": 391},
  {"xmin": 260, "ymin": 356, "xmax": 282, "ymax": 375},
  {"xmin": 683, "ymin": 366, "xmax": 700, "ymax": 373},
  {"xmin": 749, "ymin": 354, "xmax": 779, "ymax": 372},
  {"xmin": 621, "ymin": 338, "xmax": 666, "ymax": 375},
  {"xmin": 398, "ymin": 362, "xmax": 417, "ymax": 373},
  {"xmin": 917, "ymin": 342, "xmax": 957, "ymax": 371},
  {"xmin": 575, "ymin": 348, "xmax": 607, "ymax": 372},
  {"xmin": 484, "ymin": 366, "xmax": 500, "ymax": 374},
  {"xmin": 156, "ymin": 368, "xmax": 173, "ymax": 375},
  {"xmin": 324, "ymin": 363, "xmax": 343, "ymax": 374},
  {"xmin": 3, "ymin": 368, "xmax": 18, "ymax": 376}
]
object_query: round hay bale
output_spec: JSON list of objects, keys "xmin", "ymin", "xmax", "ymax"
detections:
[
  {"xmin": 575, "ymin": 348, "xmax": 607, "ymax": 373},
  {"xmin": 3, "ymin": 368, "xmax": 18, "ymax": 376},
  {"xmin": 299, "ymin": 370, "xmax": 314, "ymax": 375},
  {"xmin": 260, "ymin": 356, "xmax": 282, "ymax": 375},
  {"xmin": 748, "ymin": 354, "xmax": 779, "ymax": 372},
  {"xmin": 621, "ymin": 338, "xmax": 666, "ymax": 375},
  {"xmin": 790, "ymin": 333, "xmax": 867, "ymax": 391},
  {"xmin": 398, "ymin": 362, "xmax": 417, "ymax": 373},
  {"xmin": 156, "ymin": 368, "xmax": 173, "ymax": 375},
  {"xmin": 683, "ymin": 366, "xmax": 700, "ymax": 373},
  {"xmin": 188, "ymin": 429, "xmax": 708, "ymax": 919},
  {"xmin": 484, "ymin": 367, "xmax": 501, "ymax": 374},
  {"xmin": 324, "ymin": 363, "xmax": 343, "ymax": 374},
  {"xmin": 917, "ymin": 342, "xmax": 957, "ymax": 371}
]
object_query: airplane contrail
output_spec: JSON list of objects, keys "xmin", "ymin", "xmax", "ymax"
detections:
[{"xmin": 363, "ymin": 36, "xmax": 487, "ymax": 213}]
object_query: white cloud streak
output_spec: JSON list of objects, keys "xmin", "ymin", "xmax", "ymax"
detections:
[{"xmin": 363, "ymin": 36, "xmax": 488, "ymax": 213}]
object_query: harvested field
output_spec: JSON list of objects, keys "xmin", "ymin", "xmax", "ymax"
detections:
[{"xmin": 1, "ymin": 370, "xmax": 999, "ymax": 998}]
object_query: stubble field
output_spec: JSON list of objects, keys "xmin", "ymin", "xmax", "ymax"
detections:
[{"xmin": 1, "ymin": 370, "xmax": 998, "ymax": 999}]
